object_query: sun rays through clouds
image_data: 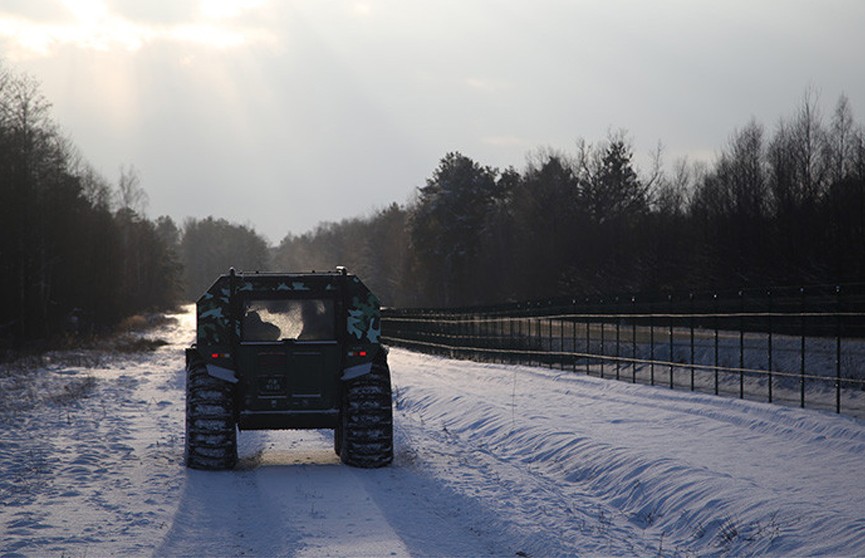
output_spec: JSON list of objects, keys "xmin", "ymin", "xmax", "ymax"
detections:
[{"xmin": 0, "ymin": 0, "xmax": 277, "ymax": 59}]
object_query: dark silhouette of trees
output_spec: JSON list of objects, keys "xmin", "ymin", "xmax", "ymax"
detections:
[
  {"xmin": 578, "ymin": 135, "xmax": 652, "ymax": 224},
  {"xmin": 268, "ymin": 91, "xmax": 864, "ymax": 309},
  {"xmin": 179, "ymin": 217, "xmax": 271, "ymax": 300},
  {"xmin": 576, "ymin": 135, "xmax": 656, "ymax": 294},
  {"xmin": 272, "ymin": 204, "xmax": 412, "ymax": 307},
  {"xmin": 506, "ymin": 151, "xmax": 580, "ymax": 296},
  {"xmin": 0, "ymin": 64, "xmax": 182, "ymax": 345},
  {"xmin": 409, "ymin": 152, "xmax": 501, "ymax": 306},
  {"xmin": 475, "ymin": 166, "xmax": 521, "ymax": 302},
  {"xmin": 691, "ymin": 120, "xmax": 772, "ymax": 287}
]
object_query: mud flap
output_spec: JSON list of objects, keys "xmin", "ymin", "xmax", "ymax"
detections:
[
  {"xmin": 342, "ymin": 362, "xmax": 373, "ymax": 381},
  {"xmin": 206, "ymin": 364, "xmax": 238, "ymax": 384}
]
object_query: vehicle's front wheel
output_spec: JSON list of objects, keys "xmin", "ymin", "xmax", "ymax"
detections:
[
  {"xmin": 338, "ymin": 349, "xmax": 393, "ymax": 468},
  {"xmin": 185, "ymin": 359, "xmax": 238, "ymax": 470}
]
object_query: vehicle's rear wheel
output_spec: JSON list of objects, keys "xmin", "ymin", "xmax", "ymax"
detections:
[
  {"xmin": 338, "ymin": 349, "xmax": 393, "ymax": 468},
  {"xmin": 185, "ymin": 358, "xmax": 238, "ymax": 470}
]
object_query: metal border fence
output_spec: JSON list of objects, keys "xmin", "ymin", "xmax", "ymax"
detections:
[{"xmin": 382, "ymin": 283, "xmax": 865, "ymax": 417}]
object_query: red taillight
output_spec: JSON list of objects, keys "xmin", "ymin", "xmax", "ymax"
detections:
[
  {"xmin": 358, "ymin": 350, "xmax": 368, "ymax": 357},
  {"xmin": 211, "ymin": 353, "xmax": 220, "ymax": 359}
]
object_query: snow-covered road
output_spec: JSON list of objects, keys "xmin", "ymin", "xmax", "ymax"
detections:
[{"xmin": 2, "ymin": 306, "xmax": 864, "ymax": 557}]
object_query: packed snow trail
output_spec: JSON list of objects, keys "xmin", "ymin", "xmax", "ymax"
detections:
[
  {"xmin": 2, "ymin": 306, "xmax": 865, "ymax": 556},
  {"xmin": 0, "ymin": 309, "xmax": 510, "ymax": 557}
]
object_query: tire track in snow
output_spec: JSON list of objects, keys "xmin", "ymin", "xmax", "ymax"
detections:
[
  {"xmin": 156, "ymin": 426, "xmax": 513, "ymax": 557},
  {"xmin": 152, "ymin": 308, "xmax": 507, "ymax": 557}
]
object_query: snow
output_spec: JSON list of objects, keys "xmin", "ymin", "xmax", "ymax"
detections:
[{"xmin": 2, "ymin": 305, "xmax": 865, "ymax": 557}]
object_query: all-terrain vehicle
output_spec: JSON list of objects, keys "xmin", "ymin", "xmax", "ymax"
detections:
[{"xmin": 184, "ymin": 267, "xmax": 393, "ymax": 470}]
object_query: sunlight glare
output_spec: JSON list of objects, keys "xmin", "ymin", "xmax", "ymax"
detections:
[
  {"xmin": 169, "ymin": 23, "xmax": 250, "ymax": 49},
  {"xmin": 61, "ymin": 0, "xmax": 109, "ymax": 23},
  {"xmin": 199, "ymin": 0, "xmax": 268, "ymax": 20},
  {"xmin": 352, "ymin": 3, "xmax": 373, "ymax": 17},
  {"xmin": 0, "ymin": 0, "xmax": 276, "ymax": 58}
]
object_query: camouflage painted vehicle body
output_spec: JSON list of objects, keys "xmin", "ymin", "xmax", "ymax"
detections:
[{"xmin": 185, "ymin": 268, "xmax": 393, "ymax": 469}]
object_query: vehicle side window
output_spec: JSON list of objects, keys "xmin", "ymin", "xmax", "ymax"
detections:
[{"xmin": 242, "ymin": 299, "xmax": 335, "ymax": 341}]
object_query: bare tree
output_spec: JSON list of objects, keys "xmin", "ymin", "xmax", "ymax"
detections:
[
  {"xmin": 117, "ymin": 163, "xmax": 149, "ymax": 215},
  {"xmin": 828, "ymin": 94, "xmax": 856, "ymax": 184},
  {"xmin": 791, "ymin": 88, "xmax": 830, "ymax": 202},
  {"xmin": 654, "ymin": 156, "xmax": 694, "ymax": 216}
]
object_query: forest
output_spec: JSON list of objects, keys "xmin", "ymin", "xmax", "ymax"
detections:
[
  {"xmin": 277, "ymin": 92, "xmax": 865, "ymax": 308},
  {"xmin": 2, "ymin": 58, "xmax": 864, "ymax": 345},
  {"xmin": 0, "ymin": 65, "xmax": 182, "ymax": 344}
]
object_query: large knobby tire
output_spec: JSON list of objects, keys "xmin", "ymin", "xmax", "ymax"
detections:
[
  {"xmin": 339, "ymin": 349, "xmax": 393, "ymax": 468},
  {"xmin": 185, "ymin": 360, "xmax": 238, "ymax": 470}
]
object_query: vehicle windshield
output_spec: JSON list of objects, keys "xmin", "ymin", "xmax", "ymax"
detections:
[{"xmin": 241, "ymin": 299, "xmax": 335, "ymax": 341}]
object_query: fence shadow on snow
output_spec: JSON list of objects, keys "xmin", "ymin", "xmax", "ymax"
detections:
[{"xmin": 382, "ymin": 284, "xmax": 865, "ymax": 418}]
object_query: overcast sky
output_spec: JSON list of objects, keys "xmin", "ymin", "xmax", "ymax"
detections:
[{"xmin": 1, "ymin": 0, "xmax": 863, "ymax": 243}]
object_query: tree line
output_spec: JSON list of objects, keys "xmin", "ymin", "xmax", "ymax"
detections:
[
  {"xmin": 275, "ymin": 92, "xmax": 865, "ymax": 308},
  {"xmin": 0, "ymin": 64, "xmax": 186, "ymax": 345},
  {"xmin": 3, "ymin": 60, "xmax": 862, "ymax": 347}
]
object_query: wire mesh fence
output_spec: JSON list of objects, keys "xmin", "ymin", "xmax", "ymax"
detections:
[{"xmin": 381, "ymin": 283, "xmax": 865, "ymax": 418}]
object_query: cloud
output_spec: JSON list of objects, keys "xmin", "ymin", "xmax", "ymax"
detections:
[
  {"xmin": 198, "ymin": 0, "xmax": 267, "ymax": 21},
  {"xmin": 0, "ymin": 0, "xmax": 277, "ymax": 59},
  {"xmin": 350, "ymin": 3, "xmax": 372, "ymax": 18},
  {"xmin": 482, "ymin": 135, "xmax": 527, "ymax": 147},
  {"xmin": 465, "ymin": 76, "xmax": 510, "ymax": 93}
]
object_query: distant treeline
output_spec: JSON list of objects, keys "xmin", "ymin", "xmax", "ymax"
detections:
[
  {"xmin": 274, "ymin": 92, "xmax": 865, "ymax": 308},
  {"xmin": 0, "ymin": 64, "xmax": 183, "ymax": 344}
]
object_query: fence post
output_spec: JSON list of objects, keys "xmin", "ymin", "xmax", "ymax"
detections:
[
  {"xmin": 508, "ymin": 312, "xmax": 520, "ymax": 364},
  {"xmin": 472, "ymin": 310, "xmax": 477, "ymax": 360},
  {"xmin": 585, "ymin": 298, "xmax": 591, "ymax": 376},
  {"xmin": 572, "ymin": 300, "xmax": 577, "ymax": 373},
  {"xmin": 559, "ymin": 304, "xmax": 565, "ymax": 371},
  {"xmin": 768, "ymin": 289, "xmax": 773, "ymax": 404},
  {"xmin": 454, "ymin": 310, "xmax": 460, "ymax": 360},
  {"xmin": 689, "ymin": 293, "xmax": 695, "ymax": 391},
  {"xmin": 669, "ymin": 294, "xmax": 674, "ymax": 389},
  {"xmin": 482, "ymin": 311, "xmax": 487, "ymax": 361},
  {"xmin": 650, "ymin": 298, "xmax": 655, "ymax": 386},
  {"xmin": 535, "ymin": 312, "xmax": 544, "ymax": 367},
  {"xmin": 632, "ymin": 296, "xmax": 637, "ymax": 384},
  {"xmin": 615, "ymin": 297, "xmax": 621, "ymax": 381},
  {"xmin": 478, "ymin": 310, "xmax": 483, "ymax": 361},
  {"xmin": 464, "ymin": 311, "xmax": 470, "ymax": 360},
  {"xmin": 836, "ymin": 285, "xmax": 842, "ymax": 414},
  {"xmin": 497, "ymin": 311, "xmax": 503, "ymax": 364},
  {"xmin": 714, "ymin": 293, "xmax": 719, "ymax": 396},
  {"xmin": 516, "ymin": 305, "xmax": 523, "ymax": 366},
  {"xmin": 800, "ymin": 287, "xmax": 806, "ymax": 408},
  {"xmin": 548, "ymin": 309, "xmax": 554, "ymax": 370},
  {"xmin": 600, "ymin": 299, "xmax": 606, "ymax": 379},
  {"xmin": 739, "ymin": 290, "xmax": 745, "ymax": 400}
]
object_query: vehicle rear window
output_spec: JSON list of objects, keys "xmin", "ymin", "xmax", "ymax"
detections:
[{"xmin": 241, "ymin": 299, "xmax": 335, "ymax": 341}]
